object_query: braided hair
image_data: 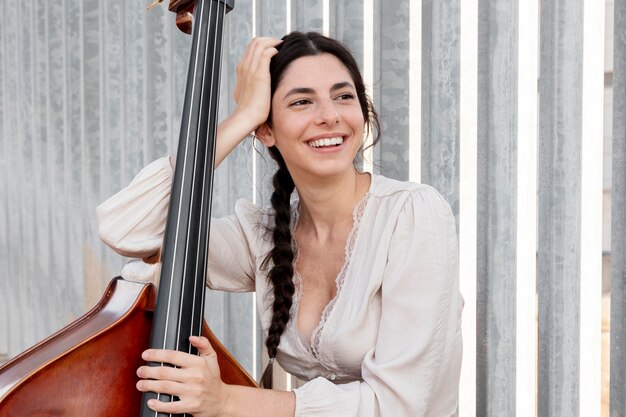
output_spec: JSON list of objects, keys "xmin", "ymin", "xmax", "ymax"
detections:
[{"xmin": 259, "ymin": 32, "xmax": 380, "ymax": 388}]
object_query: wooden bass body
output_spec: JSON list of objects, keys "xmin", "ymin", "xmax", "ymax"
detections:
[{"xmin": 0, "ymin": 277, "xmax": 256, "ymax": 416}]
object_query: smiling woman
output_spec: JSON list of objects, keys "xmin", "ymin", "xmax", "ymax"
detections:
[{"xmin": 96, "ymin": 31, "xmax": 463, "ymax": 417}]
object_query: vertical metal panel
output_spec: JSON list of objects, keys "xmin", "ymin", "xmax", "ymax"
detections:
[
  {"xmin": 372, "ymin": 0, "xmax": 410, "ymax": 180},
  {"xmin": 17, "ymin": 0, "xmax": 38, "ymax": 349},
  {"xmin": 32, "ymin": 0, "xmax": 53, "ymax": 339},
  {"xmin": 421, "ymin": 0, "xmax": 461, "ymax": 216},
  {"xmin": 538, "ymin": 1, "xmax": 583, "ymax": 416},
  {"xmin": 1, "ymin": 0, "xmax": 21, "ymax": 356},
  {"xmin": 47, "ymin": 0, "xmax": 71, "ymax": 335},
  {"xmin": 611, "ymin": 0, "xmax": 626, "ymax": 414},
  {"xmin": 256, "ymin": 0, "xmax": 289, "ymax": 38},
  {"xmin": 122, "ymin": 2, "xmax": 147, "ymax": 178},
  {"xmin": 331, "ymin": 0, "xmax": 363, "ymax": 61},
  {"xmin": 291, "ymin": 0, "xmax": 324, "ymax": 33},
  {"xmin": 1, "ymin": 0, "xmax": 20, "ymax": 358},
  {"xmin": 66, "ymin": 0, "xmax": 85, "ymax": 320},
  {"xmin": 476, "ymin": 1, "xmax": 518, "ymax": 416},
  {"xmin": 99, "ymin": 0, "xmax": 128, "ymax": 282},
  {"xmin": 5, "ymin": 0, "xmax": 19, "ymax": 357}
]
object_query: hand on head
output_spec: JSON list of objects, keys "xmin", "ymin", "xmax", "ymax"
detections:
[{"xmin": 232, "ymin": 37, "xmax": 282, "ymax": 133}]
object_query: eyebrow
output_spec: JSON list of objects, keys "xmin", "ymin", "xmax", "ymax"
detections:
[{"xmin": 282, "ymin": 81, "xmax": 356, "ymax": 100}]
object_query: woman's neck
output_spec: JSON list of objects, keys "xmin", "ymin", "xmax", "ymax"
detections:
[{"xmin": 292, "ymin": 169, "xmax": 371, "ymax": 241}]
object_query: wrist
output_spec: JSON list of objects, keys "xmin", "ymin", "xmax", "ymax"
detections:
[
  {"xmin": 220, "ymin": 383, "xmax": 236, "ymax": 417},
  {"xmin": 230, "ymin": 106, "xmax": 267, "ymax": 132}
]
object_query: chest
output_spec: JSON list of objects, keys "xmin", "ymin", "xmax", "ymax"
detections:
[{"xmin": 294, "ymin": 228, "xmax": 351, "ymax": 343}]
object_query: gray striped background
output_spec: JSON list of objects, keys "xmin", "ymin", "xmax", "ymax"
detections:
[{"xmin": 0, "ymin": 1, "xmax": 623, "ymax": 416}]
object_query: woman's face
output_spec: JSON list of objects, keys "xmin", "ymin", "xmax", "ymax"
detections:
[{"xmin": 260, "ymin": 53, "xmax": 365, "ymax": 182}]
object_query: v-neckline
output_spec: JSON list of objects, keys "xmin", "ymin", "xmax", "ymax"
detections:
[{"xmin": 289, "ymin": 176, "xmax": 374, "ymax": 359}]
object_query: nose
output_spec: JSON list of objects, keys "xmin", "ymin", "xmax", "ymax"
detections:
[{"xmin": 316, "ymin": 100, "xmax": 340, "ymax": 125}]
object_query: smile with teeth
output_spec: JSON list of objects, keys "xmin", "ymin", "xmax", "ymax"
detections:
[{"xmin": 308, "ymin": 137, "xmax": 344, "ymax": 148}]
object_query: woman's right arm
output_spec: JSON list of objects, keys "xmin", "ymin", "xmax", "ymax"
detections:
[
  {"xmin": 214, "ymin": 37, "xmax": 281, "ymax": 167},
  {"xmin": 97, "ymin": 37, "xmax": 281, "ymax": 259}
]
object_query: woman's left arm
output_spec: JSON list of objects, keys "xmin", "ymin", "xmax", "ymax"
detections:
[{"xmin": 293, "ymin": 186, "xmax": 463, "ymax": 417}]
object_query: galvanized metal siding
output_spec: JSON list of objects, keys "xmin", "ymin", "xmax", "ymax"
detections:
[
  {"xmin": 476, "ymin": 1, "xmax": 518, "ymax": 416},
  {"xmin": 611, "ymin": 0, "xmax": 626, "ymax": 415},
  {"xmin": 538, "ymin": 1, "xmax": 584, "ymax": 416},
  {"xmin": 421, "ymin": 0, "xmax": 460, "ymax": 217},
  {"xmin": 0, "ymin": 1, "xmax": 621, "ymax": 416}
]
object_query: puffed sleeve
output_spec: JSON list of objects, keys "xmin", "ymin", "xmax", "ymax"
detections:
[
  {"xmin": 293, "ymin": 186, "xmax": 463, "ymax": 417},
  {"xmin": 96, "ymin": 156, "xmax": 263, "ymax": 293},
  {"xmin": 97, "ymin": 156, "xmax": 173, "ymax": 258}
]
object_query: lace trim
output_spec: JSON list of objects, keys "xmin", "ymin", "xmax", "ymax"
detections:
[
  {"xmin": 288, "ymin": 207, "xmax": 309, "ymax": 351},
  {"xmin": 287, "ymin": 191, "xmax": 372, "ymax": 360}
]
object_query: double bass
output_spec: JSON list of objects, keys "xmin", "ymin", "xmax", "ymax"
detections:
[{"xmin": 0, "ymin": 0, "xmax": 257, "ymax": 415}]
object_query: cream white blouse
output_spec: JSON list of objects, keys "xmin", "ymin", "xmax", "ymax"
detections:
[{"xmin": 96, "ymin": 156, "xmax": 463, "ymax": 417}]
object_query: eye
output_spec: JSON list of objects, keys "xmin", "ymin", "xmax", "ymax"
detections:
[
  {"xmin": 335, "ymin": 92, "xmax": 356, "ymax": 101},
  {"xmin": 289, "ymin": 98, "xmax": 312, "ymax": 107}
]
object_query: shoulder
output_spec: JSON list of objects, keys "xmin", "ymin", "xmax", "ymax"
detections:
[
  {"xmin": 232, "ymin": 199, "xmax": 275, "ymax": 229},
  {"xmin": 231, "ymin": 199, "xmax": 280, "ymax": 246},
  {"xmin": 368, "ymin": 174, "xmax": 453, "ymax": 217},
  {"xmin": 368, "ymin": 175, "xmax": 458, "ymax": 266}
]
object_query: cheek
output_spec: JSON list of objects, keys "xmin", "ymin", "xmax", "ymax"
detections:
[
  {"xmin": 273, "ymin": 115, "xmax": 310, "ymax": 143},
  {"xmin": 348, "ymin": 112, "xmax": 366, "ymax": 137}
]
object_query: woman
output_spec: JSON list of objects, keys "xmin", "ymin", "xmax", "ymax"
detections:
[{"xmin": 97, "ymin": 32, "xmax": 462, "ymax": 417}]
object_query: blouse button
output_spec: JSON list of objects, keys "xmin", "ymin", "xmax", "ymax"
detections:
[{"xmin": 329, "ymin": 373, "xmax": 337, "ymax": 381}]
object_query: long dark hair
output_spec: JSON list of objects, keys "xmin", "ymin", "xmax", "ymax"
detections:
[{"xmin": 260, "ymin": 31, "xmax": 380, "ymax": 388}]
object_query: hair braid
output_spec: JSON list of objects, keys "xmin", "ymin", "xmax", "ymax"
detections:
[{"xmin": 260, "ymin": 148, "xmax": 296, "ymax": 388}]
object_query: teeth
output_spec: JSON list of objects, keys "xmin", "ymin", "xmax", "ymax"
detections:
[{"xmin": 309, "ymin": 137, "xmax": 344, "ymax": 148}]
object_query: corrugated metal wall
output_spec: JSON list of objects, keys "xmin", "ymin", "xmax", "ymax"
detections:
[{"xmin": 0, "ymin": 1, "xmax": 623, "ymax": 416}]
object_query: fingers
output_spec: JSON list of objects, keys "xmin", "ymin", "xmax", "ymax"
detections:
[
  {"xmin": 143, "ymin": 397, "xmax": 191, "ymax": 415},
  {"xmin": 141, "ymin": 348, "xmax": 203, "ymax": 368},
  {"xmin": 137, "ymin": 362, "xmax": 190, "ymax": 383},
  {"xmin": 238, "ymin": 37, "xmax": 282, "ymax": 76},
  {"xmin": 137, "ymin": 338, "xmax": 219, "ymax": 387},
  {"xmin": 138, "ymin": 384, "xmax": 206, "ymax": 416},
  {"xmin": 233, "ymin": 37, "xmax": 281, "ymax": 107},
  {"xmin": 136, "ymin": 377, "xmax": 185, "ymax": 397},
  {"xmin": 190, "ymin": 335, "xmax": 215, "ymax": 357}
]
